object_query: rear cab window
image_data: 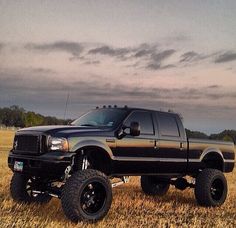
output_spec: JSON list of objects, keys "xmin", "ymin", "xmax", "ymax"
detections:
[{"xmin": 155, "ymin": 112, "xmax": 181, "ymax": 138}]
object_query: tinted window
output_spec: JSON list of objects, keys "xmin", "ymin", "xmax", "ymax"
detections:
[
  {"xmin": 157, "ymin": 113, "xmax": 180, "ymax": 137},
  {"xmin": 125, "ymin": 111, "xmax": 154, "ymax": 135},
  {"xmin": 72, "ymin": 109, "xmax": 128, "ymax": 127}
]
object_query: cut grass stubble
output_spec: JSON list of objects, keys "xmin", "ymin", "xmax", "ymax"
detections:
[{"xmin": 0, "ymin": 130, "xmax": 235, "ymax": 227}]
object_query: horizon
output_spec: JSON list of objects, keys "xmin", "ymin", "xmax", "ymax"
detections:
[
  {"xmin": 0, "ymin": 1, "xmax": 236, "ymax": 134},
  {"xmin": 1, "ymin": 104, "xmax": 236, "ymax": 135}
]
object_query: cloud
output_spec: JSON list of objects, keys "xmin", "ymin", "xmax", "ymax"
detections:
[
  {"xmin": 145, "ymin": 63, "xmax": 161, "ymax": 70},
  {"xmin": 134, "ymin": 49, "xmax": 152, "ymax": 58},
  {"xmin": 151, "ymin": 49, "xmax": 175, "ymax": 62},
  {"xmin": 22, "ymin": 41, "xmax": 236, "ymax": 69},
  {"xmin": 179, "ymin": 51, "xmax": 219, "ymax": 64},
  {"xmin": 146, "ymin": 63, "xmax": 176, "ymax": 70},
  {"xmin": 132, "ymin": 43, "xmax": 157, "ymax": 58},
  {"xmin": 0, "ymin": 69, "xmax": 67, "ymax": 92},
  {"xmin": 161, "ymin": 64, "xmax": 176, "ymax": 69},
  {"xmin": 26, "ymin": 41, "xmax": 84, "ymax": 57},
  {"xmin": 1, "ymin": 68, "xmax": 235, "ymax": 105},
  {"xmin": 215, "ymin": 52, "xmax": 236, "ymax": 63},
  {"xmin": 145, "ymin": 49, "xmax": 176, "ymax": 70},
  {"xmin": 88, "ymin": 43, "xmax": 160, "ymax": 63},
  {"xmin": 1, "ymin": 67, "xmax": 236, "ymax": 129},
  {"xmin": 84, "ymin": 60, "xmax": 100, "ymax": 65},
  {"xmin": 207, "ymin": 85, "xmax": 221, "ymax": 89},
  {"xmin": 180, "ymin": 51, "xmax": 201, "ymax": 62},
  {"xmin": 88, "ymin": 45, "xmax": 131, "ymax": 59}
]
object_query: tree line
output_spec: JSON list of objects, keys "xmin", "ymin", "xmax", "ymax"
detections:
[
  {"xmin": 185, "ymin": 129, "xmax": 236, "ymax": 143},
  {"xmin": 0, "ymin": 106, "xmax": 72, "ymax": 128}
]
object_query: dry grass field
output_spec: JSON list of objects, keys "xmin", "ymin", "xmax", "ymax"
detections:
[{"xmin": 0, "ymin": 130, "xmax": 235, "ymax": 228}]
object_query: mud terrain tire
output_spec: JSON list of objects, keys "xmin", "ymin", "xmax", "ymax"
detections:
[
  {"xmin": 61, "ymin": 169, "xmax": 112, "ymax": 223},
  {"xmin": 195, "ymin": 168, "xmax": 227, "ymax": 207}
]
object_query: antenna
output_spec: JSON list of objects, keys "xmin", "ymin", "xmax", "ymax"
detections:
[{"xmin": 63, "ymin": 92, "xmax": 70, "ymax": 120}]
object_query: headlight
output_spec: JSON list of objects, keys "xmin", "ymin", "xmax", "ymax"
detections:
[{"xmin": 48, "ymin": 137, "xmax": 69, "ymax": 152}]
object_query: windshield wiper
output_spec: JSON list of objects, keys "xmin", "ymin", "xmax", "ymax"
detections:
[
  {"xmin": 80, "ymin": 124, "xmax": 109, "ymax": 127},
  {"xmin": 80, "ymin": 124, "xmax": 97, "ymax": 127}
]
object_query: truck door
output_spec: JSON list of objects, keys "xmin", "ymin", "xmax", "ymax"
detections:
[
  {"xmin": 155, "ymin": 112, "xmax": 187, "ymax": 173},
  {"xmin": 114, "ymin": 111, "xmax": 157, "ymax": 173}
]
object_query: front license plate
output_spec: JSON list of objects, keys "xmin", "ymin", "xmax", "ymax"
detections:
[{"xmin": 14, "ymin": 161, "xmax": 23, "ymax": 172}]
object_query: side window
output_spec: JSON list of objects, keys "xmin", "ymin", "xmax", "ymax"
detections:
[
  {"xmin": 124, "ymin": 111, "xmax": 154, "ymax": 135},
  {"xmin": 157, "ymin": 113, "xmax": 180, "ymax": 137}
]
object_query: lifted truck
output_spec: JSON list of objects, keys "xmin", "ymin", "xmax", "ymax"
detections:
[{"xmin": 8, "ymin": 106, "xmax": 235, "ymax": 222}]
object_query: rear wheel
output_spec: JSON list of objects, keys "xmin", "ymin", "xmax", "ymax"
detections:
[
  {"xmin": 61, "ymin": 169, "xmax": 112, "ymax": 223},
  {"xmin": 10, "ymin": 173, "xmax": 52, "ymax": 203},
  {"xmin": 194, "ymin": 168, "xmax": 227, "ymax": 207},
  {"xmin": 141, "ymin": 176, "xmax": 170, "ymax": 196}
]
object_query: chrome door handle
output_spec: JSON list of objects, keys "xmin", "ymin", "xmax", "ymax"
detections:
[
  {"xmin": 154, "ymin": 140, "xmax": 159, "ymax": 149},
  {"xmin": 180, "ymin": 142, "xmax": 184, "ymax": 151}
]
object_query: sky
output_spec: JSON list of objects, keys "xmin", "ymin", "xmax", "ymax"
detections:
[{"xmin": 0, "ymin": 0, "xmax": 236, "ymax": 133}]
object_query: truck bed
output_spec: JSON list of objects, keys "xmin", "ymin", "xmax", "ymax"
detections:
[{"xmin": 187, "ymin": 138, "xmax": 235, "ymax": 173}]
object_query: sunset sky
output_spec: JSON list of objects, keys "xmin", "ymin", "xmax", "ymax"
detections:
[{"xmin": 0, "ymin": 0, "xmax": 236, "ymax": 133}]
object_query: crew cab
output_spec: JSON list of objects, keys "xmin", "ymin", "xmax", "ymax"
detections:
[{"xmin": 8, "ymin": 106, "xmax": 235, "ymax": 222}]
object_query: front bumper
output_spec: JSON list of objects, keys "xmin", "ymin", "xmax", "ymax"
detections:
[{"xmin": 8, "ymin": 151, "xmax": 76, "ymax": 177}]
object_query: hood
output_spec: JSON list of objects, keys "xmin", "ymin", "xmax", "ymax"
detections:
[
  {"xmin": 17, "ymin": 125, "xmax": 111, "ymax": 136},
  {"xmin": 18, "ymin": 125, "xmax": 81, "ymax": 132}
]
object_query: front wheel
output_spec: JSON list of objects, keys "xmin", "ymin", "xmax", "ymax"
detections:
[
  {"xmin": 141, "ymin": 176, "xmax": 170, "ymax": 196},
  {"xmin": 10, "ymin": 173, "xmax": 52, "ymax": 203},
  {"xmin": 61, "ymin": 169, "xmax": 112, "ymax": 223},
  {"xmin": 194, "ymin": 168, "xmax": 227, "ymax": 207}
]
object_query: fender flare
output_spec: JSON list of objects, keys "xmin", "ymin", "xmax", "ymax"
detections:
[
  {"xmin": 71, "ymin": 139, "xmax": 114, "ymax": 159},
  {"xmin": 200, "ymin": 148, "xmax": 225, "ymax": 171},
  {"xmin": 200, "ymin": 148, "xmax": 224, "ymax": 162}
]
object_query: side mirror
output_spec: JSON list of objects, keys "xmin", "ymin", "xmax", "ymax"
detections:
[
  {"xmin": 117, "ymin": 121, "xmax": 141, "ymax": 139},
  {"xmin": 130, "ymin": 121, "xmax": 140, "ymax": 136}
]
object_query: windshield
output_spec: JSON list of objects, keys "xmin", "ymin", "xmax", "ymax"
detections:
[{"xmin": 71, "ymin": 109, "xmax": 128, "ymax": 128}]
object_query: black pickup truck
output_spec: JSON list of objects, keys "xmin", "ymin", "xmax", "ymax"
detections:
[{"xmin": 8, "ymin": 106, "xmax": 235, "ymax": 222}]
